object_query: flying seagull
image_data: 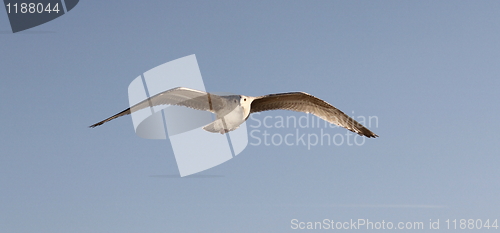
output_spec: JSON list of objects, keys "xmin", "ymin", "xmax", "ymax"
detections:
[{"xmin": 90, "ymin": 87, "xmax": 378, "ymax": 138}]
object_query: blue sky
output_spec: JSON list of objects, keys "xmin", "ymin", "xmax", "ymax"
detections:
[{"xmin": 1, "ymin": 1, "xmax": 499, "ymax": 232}]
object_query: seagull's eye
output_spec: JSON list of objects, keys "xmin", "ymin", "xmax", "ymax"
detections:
[{"xmin": 244, "ymin": 98, "xmax": 247, "ymax": 101}]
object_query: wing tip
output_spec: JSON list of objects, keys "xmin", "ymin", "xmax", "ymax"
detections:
[
  {"xmin": 356, "ymin": 128, "xmax": 379, "ymax": 138},
  {"xmin": 360, "ymin": 131, "xmax": 379, "ymax": 138},
  {"xmin": 89, "ymin": 122, "xmax": 102, "ymax": 128}
]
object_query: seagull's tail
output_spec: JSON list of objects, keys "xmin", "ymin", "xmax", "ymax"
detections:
[{"xmin": 202, "ymin": 118, "xmax": 239, "ymax": 134}]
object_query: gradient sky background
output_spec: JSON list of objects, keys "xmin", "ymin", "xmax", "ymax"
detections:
[{"xmin": 1, "ymin": 1, "xmax": 499, "ymax": 232}]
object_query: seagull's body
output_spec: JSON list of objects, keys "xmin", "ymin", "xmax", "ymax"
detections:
[{"xmin": 90, "ymin": 87, "xmax": 378, "ymax": 138}]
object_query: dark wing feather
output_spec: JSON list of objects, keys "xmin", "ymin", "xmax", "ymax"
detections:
[
  {"xmin": 250, "ymin": 92, "xmax": 378, "ymax": 138},
  {"xmin": 89, "ymin": 87, "xmax": 222, "ymax": 128}
]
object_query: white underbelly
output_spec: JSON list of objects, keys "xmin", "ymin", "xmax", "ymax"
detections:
[{"xmin": 216, "ymin": 106, "xmax": 245, "ymax": 131}]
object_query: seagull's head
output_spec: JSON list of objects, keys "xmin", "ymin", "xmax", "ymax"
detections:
[{"xmin": 239, "ymin": 95, "xmax": 254, "ymax": 117}]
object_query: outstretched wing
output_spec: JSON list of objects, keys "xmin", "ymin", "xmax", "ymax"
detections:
[
  {"xmin": 89, "ymin": 87, "xmax": 222, "ymax": 128},
  {"xmin": 250, "ymin": 92, "xmax": 378, "ymax": 138}
]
